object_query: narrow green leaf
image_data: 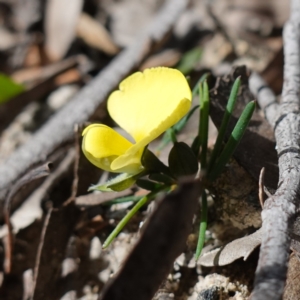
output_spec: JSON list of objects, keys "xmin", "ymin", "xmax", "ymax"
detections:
[
  {"xmin": 199, "ymin": 81, "xmax": 210, "ymax": 167},
  {"xmin": 207, "ymin": 77, "xmax": 241, "ymax": 173},
  {"xmin": 0, "ymin": 73, "xmax": 25, "ymax": 104},
  {"xmin": 169, "ymin": 127, "xmax": 177, "ymax": 143},
  {"xmin": 102, "ymin": 195, "xmax": 143, "ymax": 206},
  {"xmin": 193, "ymin": 80, "xmax": 209, "ymax": 160},
  {"xmin": 208, "ymin": 101, "xmax": 256, "ymax": 181},
  {"xmin": 195, "ymin": 82, "xmax": 203, "ymax": 156},
  {"xmin": 103, "ymin": 195, "xmax": 149, "ymax": 248},
  {"xmin": 102, "ymin": 186, "xmax": 168, "ymax": 248},
  {"xmin": 195, "ymin": 190, "xmax": 208, "ymax": 260}
]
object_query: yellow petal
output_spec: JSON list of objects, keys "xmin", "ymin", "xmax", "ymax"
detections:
[
  {"xmin": 82, "ymin": 124, "xmax": 141, "ymax": 173},
  {"xmin": 111, "ymin": 146, "xmax": 144, "ymax": 171},
  {"xmin": 111, "ymin": 97, "xmax": 191, "ymax": 170},
  {"xmin": 107, "ymin": 67, "xmax": 192, "ymax": 142}
]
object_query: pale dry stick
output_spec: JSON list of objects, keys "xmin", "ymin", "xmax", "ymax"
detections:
[
  {"xmin": 251, "ymin": 0, "xmax": 300, "ymax": 299},
  {"xmin": 258, "ymin": 167, "xmax": 265, "ymax": 209},
  {"xmin": 249, "ymin": 72, "xmax": 279, "ymax": 129},
  {"xmin": 0, "ymin": 0, "xmax": 188, "ymax": 203}
]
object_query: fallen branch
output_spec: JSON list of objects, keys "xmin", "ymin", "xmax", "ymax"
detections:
[
  {"xmin": 0, "ymin": 0, "xmax": 188, "ymax": 201},
  {"xmin": 251, "ymin": 1, "xmax": 300, "ymax": 299},
  {"xmin": 249, "ymin": 72, "xmax": 279, "ymax": 128}
]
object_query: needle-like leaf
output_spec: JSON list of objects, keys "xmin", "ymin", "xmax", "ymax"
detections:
[
  {"xmin": 199, "ymin": 81, "xmax": 209, "ymax": 166},
  {"xmin": 208, "ymin": 100, "xmax": 256, "ymax": 181},
  {"xmin": 102, "ymin": 186, "xmax": 168, "ymax": 248},
  {"xmin": 207, "ymin": 77, "xmax": 241, "ymax": 173}
]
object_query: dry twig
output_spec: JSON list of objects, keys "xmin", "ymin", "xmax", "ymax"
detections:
[
  {"xmin": 252, "ymin": 1, "xmax": 300, "ymax": 299},
  {"xmin": 249, "ymin": 72, "xmax": 279, "ymax": 128},
  {"xmin": 258, "ymin": 167, "xmax": 265, "ymax": 209}
]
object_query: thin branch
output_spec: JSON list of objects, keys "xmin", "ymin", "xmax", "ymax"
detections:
[
  {"xmin": 71, "ymin": 125, "xmax": 80, "ymax": 199},
  {"xmin": 249, "ymin": 72, "xmax": 279, "ymax": 128},
  {"xmin": 252, "ymin": 1, "xmax": 300, "ymax": 299},
  {"xmin": 0, "ymin": 0, "xmax": 188, "ymax": 202}
]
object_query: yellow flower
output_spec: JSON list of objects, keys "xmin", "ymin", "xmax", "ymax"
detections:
[{"xmin": 82, "ymin": 67, "xmax": 192, "ymax": 174}]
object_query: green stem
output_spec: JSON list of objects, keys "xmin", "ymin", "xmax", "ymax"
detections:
[
  {"xmin": 195, "ymin": 190, "xmax": 207, "ymax": 260},
  {"xmin": 102, "ymin": 186, "xmax": 168, "ymax": 249},
  {"xmin": 199, "ymin": 81, "xmax": 209, "ymax": 168},
  {"xmin": 102, "ymin": 195, "xmax": 143, "ymax": 206},
  {"xmin": 169, "ymin": 127, "xmax": 177, "ymax": 143}
]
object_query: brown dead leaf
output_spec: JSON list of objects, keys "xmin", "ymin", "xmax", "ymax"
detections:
[
  {"xmin": 199, "ymin": 228, "xmax": 262, "ymax": 267},
  {"xmin": 200, "ymin": 34, "xmax": 232, "ymax": 69},
  {"xmin": 44, "ymin": 0, "xmax": 83, "ymax": 61},
  {"xmin": 24, "ymin": 45, "xmax": 43, "ymax": 68},
  {"xmin": 76, "ymin": 13, "xmax": 119, "ymax": 55},
  {"xmin": 11, "ymin": 56, "xmax": 80, "ymax": 87},
  {"xmin": 140, "ymin": 49, "xmax": 181, "ymax": 70},
  {"xmin": 0, "ymin": 28, "xmax": 24, "ymax": 51},
  {"xmin": 54, "ymin": 68, "xmax": 81, "ymax": 85}
]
